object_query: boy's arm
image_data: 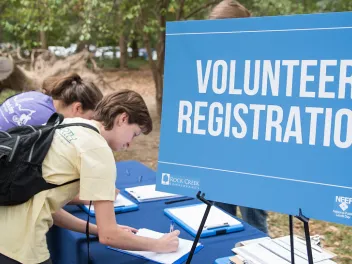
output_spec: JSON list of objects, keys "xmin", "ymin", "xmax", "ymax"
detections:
[
  {"xmin": 94, "ymin": 200, "xmax": 180, "ymax": 253},
  {"xmin": 68, "ymin": 188, "xmax": 120, "ymax": 205},
  {"xmin": 52, "ymin": 209, "xmax": 137, "ymax": 234},
  {"xmin": 52, "ymin": 209, "xmax": 98, "ymax": 235}
]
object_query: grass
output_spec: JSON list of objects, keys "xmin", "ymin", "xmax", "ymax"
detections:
[
  {"xmin": 87, "ymin": 57, "xmax": 149, "ymax": 70},
  {"xmin": 0, "ymin": 89, "xmax": 18, "ymax": 104},
  {"xmin": 267, "ymin": 212, "xmax": 352, "ymax": 264}
]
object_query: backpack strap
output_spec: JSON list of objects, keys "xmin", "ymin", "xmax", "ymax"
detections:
[
  {"xmin": 57, "ymin": 123, "xmax": 100, "ymax": 134},
  {"xmin": 56, "ymin": 123, "xmax": 100, "ymax": 264},
  {"xmin": 47, "ymin": 113, "xmax": 64, "ymax": 126}
]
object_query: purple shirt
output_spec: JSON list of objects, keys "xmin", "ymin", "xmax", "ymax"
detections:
[{"xmin": 0, "ymin": 91, "xmax": 55, "ymax": 131}]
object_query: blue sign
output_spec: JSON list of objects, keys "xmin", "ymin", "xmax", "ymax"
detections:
[{"xmin": 156, "ymin": 11, "xmax": 352, "ymax": 226}]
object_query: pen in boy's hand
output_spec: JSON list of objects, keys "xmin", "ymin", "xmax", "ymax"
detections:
[{"xmin": 169, "ymin": 220, "xmax": 174, "ymax": 233}]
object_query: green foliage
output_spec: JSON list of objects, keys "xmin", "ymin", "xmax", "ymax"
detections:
[
  {"xmin": 244, "ymin": 0, "xmax": 352, "ymax": 16},
  {"xmin": 1, "ymin": 0, "xmax": 75, "ymax": 48},
  {"xmin": 1, "ymin": 0, "xmax": 351, "ymax": 53},
  {"xmin": 250, "ymin": 0, "xmax": 304, "ymax": 16},
  {"xmin": 0, "ymin": 90, "xmax": 17, "ymax": 104}
]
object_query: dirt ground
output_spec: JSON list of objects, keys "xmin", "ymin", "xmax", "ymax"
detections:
[{"xmin": 103, "ymin": 68, "xmax": 351, "ymax": 264}]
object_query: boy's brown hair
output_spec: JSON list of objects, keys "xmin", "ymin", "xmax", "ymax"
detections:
[
  {"xmin": 93, "ymin": 89, "xmax": 153, "ymax": 135},
  {"xmin": 42, "ymin": 72, "xmax": 103, "ymax": 111},
  {"xmin": 209, "ymin": 0, "xmax": 251, "ymax": 19}
]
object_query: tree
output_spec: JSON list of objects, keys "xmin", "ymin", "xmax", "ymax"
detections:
[
  {"xmin": 0, "ymin": 0, "xmax": 117, "ymax": 93},
  {"xmin": 123, "ymin": 0, "xmax": 222, "ymax": 118}
]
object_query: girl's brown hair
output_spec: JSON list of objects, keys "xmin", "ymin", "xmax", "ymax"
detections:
[
  {"xmin": 209, "ymin": 0, "xmax": 251, "ymax": 19},
  {"xmin": 42, "ymin": 72, "xmax": 103, "ymax": 111}
]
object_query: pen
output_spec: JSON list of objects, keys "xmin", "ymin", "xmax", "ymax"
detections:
[
  {"xmin": 204, "ymin": 222, "xmax": 229, "ymax": 230},
  {"xmin": 164, "ymin": 197, "xmax": 194, "ymax": 204},
  {"xmin": 169, "ymin": 220, "xmax": 174, "ymax": 233}
]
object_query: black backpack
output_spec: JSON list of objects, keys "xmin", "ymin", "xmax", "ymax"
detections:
[{"xmin": 0, "ymin": 113, "xmax": 99, "ymax": 206}]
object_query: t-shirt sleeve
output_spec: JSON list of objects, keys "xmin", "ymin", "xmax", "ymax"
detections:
[{"xmin": 79, "ymin": 147, "xmax": 116, "ymax": 201}]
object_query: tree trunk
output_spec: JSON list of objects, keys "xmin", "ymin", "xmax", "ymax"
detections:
[
  {"xmin": 119, "ymin": 34, "xmax": 128, "ymax": 69},
  {"xmin": 0, "ymin": 57, "xmax": 13, "ymax": 82},
  {"xmin": 0, "ymin": 25, "xmax": 3, "ymax": 43},
  {"xmin": 76, "ymin": 42, "xmax": 87, "ymax": 53},
  {"xmin": 153, "ymin": 0, "xmax": 169, "ymax": 118},
  {"xmin": 131, "ymin": 39, "xmax": 138, "ymax": 59},
  {"xmin": 0, "ymin": 63, "xmax": 39, "ymax": 92},
  {"xmin": 40, "ymin": 31, "xmax": 47, "ymax": 49},
  {"xmin": 1, "ymin": 50, "xmax": 114, "ymax": 94},
  {"xmin": 155, "ymin": 73, "xmax": 163, "ymax": 118},
  {"xmin": 143, "ymin": 32, "xmax": 163, "ymax": 117}
]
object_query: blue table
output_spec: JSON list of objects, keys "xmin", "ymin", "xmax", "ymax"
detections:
[{"xmin": 47, "ymin": 161, "xmax": 267, "ymax": 264}]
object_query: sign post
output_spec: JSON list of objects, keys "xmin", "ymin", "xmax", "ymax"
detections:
[{"xmin": 157, "ymin": 11, "xmax": 352, "ymax": 263}]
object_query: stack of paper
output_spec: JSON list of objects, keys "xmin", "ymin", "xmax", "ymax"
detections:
[
  {"xmin": 231, "ymin": 235, "xmax": 337, "ymax": 264},
  {"xmin": 108, "ymin": 228, "xmax": 203, "ymax": 264},
  {"xmin": 125, "ymin": 184, "xmax": 183, "ymax": 202}
]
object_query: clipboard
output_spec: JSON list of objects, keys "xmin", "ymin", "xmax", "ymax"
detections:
[
  {"xmin": 79, "ymin": 193, "xmax": 139, "ymax": 216},
  {"xmin": 164, "ymin": 203, "xmax": 244, "ymax": 238},
  {"xmin": 125, "ymin": 184, "xmax": 184, "ymax": 203}
]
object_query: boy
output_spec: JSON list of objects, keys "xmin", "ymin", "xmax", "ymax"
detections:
[{"xmin": 0, "ymin": 89, "xmax": 180, "ymax": 264}]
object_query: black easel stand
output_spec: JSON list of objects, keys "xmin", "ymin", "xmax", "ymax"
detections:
[
  {"xmin": 289, "ymin": 208, "xmax": 314, "ymax": 264},
  {"xmin": 186, "ymin": 191, "xmax": 214, "ymax": 264}
]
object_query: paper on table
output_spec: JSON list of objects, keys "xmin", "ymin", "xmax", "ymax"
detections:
[
  {"xmin": 273, "ymin": 236, "xmax": 336, "ymax": 262},
  {"xmin": 168, "ymin": 204, "xmax": 241, "ymax": 231},
  {"xmin": 235, "ymin": 236, "xmax": 271, "ymax": 247},
  {"xmin": 259, "ymin": 240, "xmax": 307, "ymax": 264},
  {"xmin": 125, "ymin": 184, "xmax": 183, "ymax": 202},
  {"xmin": 84, "ymin": 194, "xmax": 135, "ymax": 211},
  {"xmin": 111, "ymin": 228, "xmax": 202, "ymax": 264},
  {"xmin": 233, "ymin": 243, "xmax": 291, "ymax": 264}
]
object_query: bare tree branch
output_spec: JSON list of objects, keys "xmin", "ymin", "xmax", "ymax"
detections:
[
  {"xmin": 16, "ymin": 47, "xmax": 30, "ymax": 62},
  {"xmin": 176, "ymin": 0, "xmax": 186, "ymax": 20}
]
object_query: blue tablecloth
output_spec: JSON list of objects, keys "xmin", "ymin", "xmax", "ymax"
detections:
[{"xmin": 47, "ymin": 161, "xmax": 267, "ymax": 264}]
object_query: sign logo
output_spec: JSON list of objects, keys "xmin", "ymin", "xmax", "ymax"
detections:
[
  {"xmin": 340, "ymin": 202, "xmax": 348, "ymax": 212},
  {"xmin": 333, "ymin": 196, "xmax": 352, "ymax": 219},
  {"xmin": 161, "ymin": 173, "xmax": 171, "ymax": 185},
  {"xmin": 161, "ymin": 173, "xmax": 200, "ymax": 190}
]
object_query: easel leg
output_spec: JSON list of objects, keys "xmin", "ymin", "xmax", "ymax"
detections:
[
  {"xmin": 303, "ymin": 220, "xmax": 314, "ymax": 264},
  {"xmin": 295, "ymin": 209, "xmax": 314, "ymax": 264},
  {"xmin": 186, "ymin": 191, "xmax": 213, "ymax": 264},
  {"xmin": 289, "ymin": 215, "xmax": 295, "ymax": 264}
]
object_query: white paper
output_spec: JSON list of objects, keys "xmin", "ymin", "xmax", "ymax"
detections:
[
  {"xmin": 274, "ymin": 236, "xmax": 336, "ymax": 262},
  {"xmin": 168, "ymin": 204, "xmax": 241, "ymax": 231},
  {"xmin": 233, "ymin": 244, "xmax": 290, "ymax": 264},
  {"xmin": 232, "ymin": 235, "xmax": 336, "ymax": 264},
  {"xmin": 235, "ymin": 236, "xmax": 271, "ymax": 247},
  {"xmin": 259, "ymin": 240, "xmax": 307, "ymax": 264},
  {"xmin": 114, "ymin": 228, "xmax": 201, "ymax": 264},
  {"xmin": 84, "ymin": 194, "xmax": 135, "ymax": 212},
  {"xmin": 125, "ymin": 184, "xmax": 183, "ymax": 202}
]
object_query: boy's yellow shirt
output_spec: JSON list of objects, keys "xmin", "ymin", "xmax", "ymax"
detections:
[{"xmin": 0, "ymin": 118, "xmax": 116, "ymax": 264}]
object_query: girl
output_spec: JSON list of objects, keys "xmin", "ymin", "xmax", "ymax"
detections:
[{"xmin": 0, "ymin": 72, "xmax": 103, "ymax": 130}]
